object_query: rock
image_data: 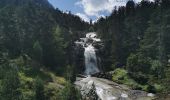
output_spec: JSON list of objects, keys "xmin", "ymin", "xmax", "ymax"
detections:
[
  {"xmin": 121, "ymin": 93, "xmax": 128, "ymax": 98},
  {"xmin": 147, "ymin": 93, "xmax": 155, "ymax": 97},
  {"xmin": 91, "ymin": 72, "xmax": 113, "ymax": 80},
  {"xmin": 75, "ymin": 77, "xmax": 155, "ymax": 100}
]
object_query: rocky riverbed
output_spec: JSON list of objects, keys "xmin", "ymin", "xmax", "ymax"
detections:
[{"xmin": 75, "ymin": 76, "xmax": 155, "ymax": 100}]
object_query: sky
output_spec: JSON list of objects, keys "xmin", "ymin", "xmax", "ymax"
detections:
[{"xmin": 48, "ymin": 0, "xmax": 153, "ymax": 22}]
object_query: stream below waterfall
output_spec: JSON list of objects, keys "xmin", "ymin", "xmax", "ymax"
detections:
[{"xmin": 74, "ymin": 32, "xmax": 155, "ymax": 100}]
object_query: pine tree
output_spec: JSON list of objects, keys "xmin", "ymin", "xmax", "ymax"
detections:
[
  {"xmin": 35, "ymin": 77, "xmax": 45, "ymax": 100},
  {"xmin": 86, "ymin": 83, "xmax": 99, "ymax": 100},
  {"xmin": 60, "ymin": 82, "xmax": 81, "ymax": 100},
  {"xmin": 33, "ymin": 41, "xmax": 43, "ymax": 63}
]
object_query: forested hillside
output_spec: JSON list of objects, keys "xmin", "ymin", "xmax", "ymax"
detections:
[
  {"xmin": 0, "ymin": 0, "xmax": 89, "ymax": 99},
  {"xmin": 94, "ymin": 0, "xmax": 170, "ymax": 96}
]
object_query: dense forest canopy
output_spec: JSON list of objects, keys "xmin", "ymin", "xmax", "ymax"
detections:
[
  {"xmin": 0, "ymin": 0, "xmax": 89, "ymax": 99},
  {"xmin": 0, "ymin": 0, "xmax": 170, "ymax": 99},
  {"xmin": 0, "ymin": 0, "xmax": 90, "ymax": 69},
  {"xmin": 94, "ymin": 0, "xmax": 170, "ymax": 94}
]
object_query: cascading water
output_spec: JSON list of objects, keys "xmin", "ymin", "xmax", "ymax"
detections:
[
  {"xmin": 84, "ymin": 32, "xmax": 101, "ymax": 75},
  {"xmin": 84, "ymin": 44, "xmax": 99, "ymax": 75},
  {"xmin": 75, "ymin": 32, "xmax": 101, "ymax": 75}
]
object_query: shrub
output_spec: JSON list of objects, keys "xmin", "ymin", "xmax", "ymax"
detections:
[
  {"xmin": 34, "ymin": 77, "xmax": 45, "ymax": 100},
  {"xmin": 112, "ymin": 68, "xmax": 138, "ymax": 86}
]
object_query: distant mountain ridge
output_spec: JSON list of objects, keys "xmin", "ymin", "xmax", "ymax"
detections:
[{"xmin": 0, "ymin": 0, "xmax": 53, "ymax": 8}]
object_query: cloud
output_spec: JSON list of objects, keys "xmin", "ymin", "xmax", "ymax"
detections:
[
  {"xmin": 76, "ymin": 0, "xmax": 154, "ymax": 17},
  {"xmin": 75, "ymin": 0, "xmax": 154, "ymax": 22},
  {"xmin": 75, "ymin": 0, "xmax": 127, "ymax": 17},
  {"xmin": 76, "ymin": 13, "xmax": 90, "ymax": 22}
]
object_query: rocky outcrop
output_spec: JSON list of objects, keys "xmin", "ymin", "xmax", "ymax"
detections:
[
  {"xmin": 91, "ymin": 72, "xmax": 112, "ymax": 80},
  {"xmin": 74, "ymin": 41, "xmax": 85, "ymax": 74},
  {"xmin": 75, "ymin": 77, "xmax": 155, "ymax": 100}
]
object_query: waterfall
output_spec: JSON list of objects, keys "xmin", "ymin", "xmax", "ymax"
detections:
[
  {"xmin": 84, "ymin": 44, "xmax": 99, "ymax": 75},
  {"xmin": 75, "ymin": 33, "xmax": 155, "ymax": 100},
  {"xmin": 84, "ymin": 32, "xmax": 100, "ymax": 75},
  {"xmin": 75, "ymin": 32, "xmax": 101, "ymax": 75}
]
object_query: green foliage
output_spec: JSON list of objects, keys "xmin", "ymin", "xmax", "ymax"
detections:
[
  {"xmin": 0, "ymin": 64, "xmax": 22, "ymax": 100},
  {"xmin": 111, "ymin": 68, "xmax": 161, "ymax": 92},
  {"xmin": 59, "ymin": 82, "xmax": 81, "ymax": 100},
  {"xmin": 95, "ymin": 1, "xmax": 170, "ymax": 94},
  {"xmin": 0, "ymin": 55, "xmax": 67, "ymax": 100},
  {"xmin": 33, "ymin": 41, "xmax": 43, "ymax": 63},
  {"xmin": 89, "ymin": 26, "xmax": 94, "ymax": 32},
  {"xmin": 44, "ymin": 72, "xmax": 67, "ymax": 100},
  {"xmin": 51, "ymin": 26, "xmax": 67, "ymax": 68},
  {"xmin": 127, "ymin": 53, "xmax": 151, "ymax": 74},
  {"xmin": 153, "ymin": 84, "xmax": 163, "ymax": 93},
  {"xmin": 112, "ymin": 68, "xmax": 128, "ymax": 82},
  {"xmin": 112, "ymin": 68, "xmax": 139, "ymax": 88},
  {"xmin": 150, "ymin": 60, "xmax": 162, "ymax": 77},
  {"xmin": 0, "ymin": 0, "xmax": 89, "ymax": 73},
  {"xmin": 1, "ymin": 0, "xmax": 170, "ymax": 99},
  {"xmin": 19, "ymin": 72, "xmax": 35, "ymax": 100},
  {"xmin": 64, "ymin": 65, "xmax": 76, "ymax": 83},
  {"xmin": 34, "ymin": 77, "xmax": 45, "ymax": 100},
  {"xmin": 163, "ymin": 67, "xmax": 170, "ymax": 93},
  {"xmin": 44, "ymin": 83, "xmax": 61, "ymax": 100},
  {"xmin": 0, "ymin": 0, "xmax": 89, "ymax": 99}
]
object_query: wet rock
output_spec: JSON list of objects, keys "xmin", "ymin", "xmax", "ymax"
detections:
[
  {"xmin": 91, "ymin": 72, "xmax": 112, "ymax": 80},
  {"xmin": 75, "ymin": 77, "xmax": 155, "ymax": 100}
]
